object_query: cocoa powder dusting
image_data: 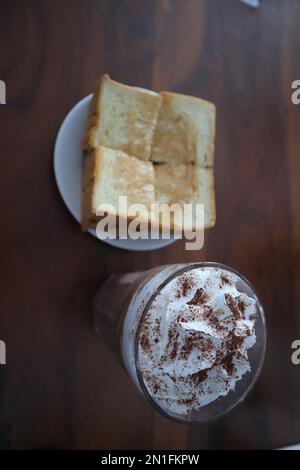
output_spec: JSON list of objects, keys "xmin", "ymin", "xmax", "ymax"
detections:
[
  {"xmin": 215, "ymin": 350, "xmax": 223, "ymax": 363},
  {"xmin": 178, "ymin": 397, "xmax": 195, "ymax": 406},
  {"xmin": 202, "ymin": 306, "xmax": 222, "ymax": 330},
  {"xmin": 226, "ymin": 332, "xmax": 244, "ymax": 352},
  {"xmin": 238, "ymin": 298, "xmax": 246, "ymax": 314},
  {"xmin": 152, "ymin": 381, "xmax": 161, "ymax": 395},
  {"xmin": 139, "ymin": 333, "xmax": 150, "ymax": 352},
  {"xmin": 176, "ymin": 275, "xmax": 195, "ymax": 298},
  {"xmin": 143, "ymin": 372, "xmax": 162, "ymax": 395},
  {"xmin": 180, "ymin": 336, "xmax": 195, "ymax": 359},
  {"xmin": 170, "ymin": 334, "xmax": 179, "ymax": 360},
  {"xmin": 190, "ymin": 370, "xmax": 208, "ymax": 385},
  {"xmin": 220, "ymin": 274, "xmax": 233, "ymax": 287},
  {"xmin": 221, "ymin": 355, "xmax": 234, "ymax": 375},
  {"xmin": 187, "ymin": 288, "xmax": 208, "ymax": 306},
  {"xmin": 225, "ymin": 294, "xmax": 242, "ymax": 320},
  {"xmin": 155, "ymin": 317, "xmax": 161, "ymax": 334}
]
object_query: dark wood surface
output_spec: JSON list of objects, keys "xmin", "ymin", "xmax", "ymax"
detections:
[{"xmin": 0, "ymin": 0, "xmax": 300, "ymax": 450}]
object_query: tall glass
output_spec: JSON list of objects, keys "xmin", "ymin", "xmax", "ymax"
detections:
[{"xmin": 93, "ymin": 263, "xmax": 266, "ymax": 424}]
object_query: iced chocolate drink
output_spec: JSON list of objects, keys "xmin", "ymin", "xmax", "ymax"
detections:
[{"xmin": 93, "ymin": 263, "xmax": 266, "ymax": 423}]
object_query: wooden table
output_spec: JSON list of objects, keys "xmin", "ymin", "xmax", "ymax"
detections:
[{"xmin": 0, "ymin": 0, "xmax": 300, "ymax": 450}]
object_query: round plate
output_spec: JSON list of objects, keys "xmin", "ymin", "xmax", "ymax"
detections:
[{"xmin": 53, "ymin": 95, "xmax": 176, "ymax": 251}]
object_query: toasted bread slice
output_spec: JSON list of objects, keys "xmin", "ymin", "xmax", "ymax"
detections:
[
  {"xmin": 81, "ymin": 146, "xmax": 155, "ymax": 231},
  {"xmin": 82, "ymin": 74, "xmax": 162, "ymax": 161},
  {"xmin": 151, "ymin": 92, "xmax": 215, "ymax": 166},
  {"xmin": 193, "ymin": 166, "xmax": 216, "ymax": 229},
  {"xmin": 154, "ymin": 163, "xmax": 216, "ymax": 231},
  {"xmin": 154, "ymin": 164, "xmax": 196, "ymax": 205}
]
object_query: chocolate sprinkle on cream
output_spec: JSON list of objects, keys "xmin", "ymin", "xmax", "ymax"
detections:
[
  {"xmin": 225, "ymin": 293, "xmax": 243, "ymax": 320},
  {"xmin": 176, "ymin": 274, "xmax": 195, "ymax": 298},
  {"xmin": 187, "ymin": 288, "xmax": 208, "ymax": 306},
  {"xmin": 138, "ymin": 268, "xmax": 258, "ymax": 416}
]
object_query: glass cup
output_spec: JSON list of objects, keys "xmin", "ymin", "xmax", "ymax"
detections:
[{"xmin": 93, "ymin": 262, "xmax": 266, "ymax": 424}]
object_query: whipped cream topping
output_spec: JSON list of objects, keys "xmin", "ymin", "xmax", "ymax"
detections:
[{"xmin": 138, "ymin": 267, "xmax": 258, "ymax": 416}]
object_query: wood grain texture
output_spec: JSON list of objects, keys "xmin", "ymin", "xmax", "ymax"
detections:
[{"xmin": 0, "ymin": 0, "xmax": 300, "ymax": 450}]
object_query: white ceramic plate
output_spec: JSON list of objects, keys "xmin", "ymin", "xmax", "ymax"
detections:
[{"xmin": 53, "ymin": 95, "xmax": 176, "ymax": 251}]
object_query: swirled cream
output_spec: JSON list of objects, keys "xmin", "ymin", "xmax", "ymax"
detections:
[{"xmin": 138, "ymin": 267, "xmax": 257, "ymax": 416}]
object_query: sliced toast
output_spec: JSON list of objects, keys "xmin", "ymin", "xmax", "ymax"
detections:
[
  {"xmin": 151, "ymin": 92, "xmax": 215, "ymax": 166},
  {"xmin": 154, "ymin": 163, "xmax": 216, "ymax": 231},
  {"xmin": 82, "ymin": 74, "xmax": 162, "ymax": 161},
  {"xmin": 81, "ymin": 146, "xmax": 155, "ymax": 231}
]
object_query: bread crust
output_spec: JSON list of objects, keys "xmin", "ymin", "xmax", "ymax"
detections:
[{"xmin": 81, "ymin": 75, "xmax": 107, "ymax": 150}]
